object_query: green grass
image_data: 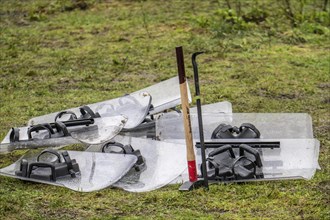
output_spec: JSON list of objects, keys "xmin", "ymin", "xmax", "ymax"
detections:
[{"xmin": 0, "ymin": 0, "xmax": 329, "ymax": 219}]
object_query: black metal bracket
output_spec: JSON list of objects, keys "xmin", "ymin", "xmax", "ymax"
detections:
[
  {"xmin": 179, "ymin": 179, "xmax": 207, "ymax": 191},
  {"xmin": 15, "ymin": 150, "xmax": 80, "ymax": 182},
  {"xmin": 101, "ymin": 141, "xmax": 146, "ymax": 172},
  {"xmin": 202, "ymin": 144, "xmax": 265, "ymax": 182},
  {"xmin": 10, "ymin": 106, "xmax": 100, "ymax": 143},
  {"xmin": 196, "ymin": 141, "xmax": 280, "ymax": 149},
  {"xmin": 211, "ymin": 123, "xmax": 261, "ymax": 139}
]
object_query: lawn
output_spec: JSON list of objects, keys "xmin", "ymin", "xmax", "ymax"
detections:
[{"xmin": 0, "ymin": 0, "xmax": 329, "ymax": 219}]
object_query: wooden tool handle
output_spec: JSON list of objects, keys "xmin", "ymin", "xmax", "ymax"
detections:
[{"xmin": 176, "ymin": 46, "xmax": 197, "ymax": 182}]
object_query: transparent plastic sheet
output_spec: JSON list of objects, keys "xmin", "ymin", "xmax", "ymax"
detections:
[
  {"xmin": 0, "ymin": 137, "xmax": 79, "ymax": 154},
  {"xmin": 156, "ymin": 113, "xmax": 231, "ymax": 140},
  {"xmin": 86, "ymin": 135, "xmax": 187, "ymax": 192},
  {"xmin": 0, "ymin": 150, "xmax": 137, "ymax": 192},
  {"xmin": 188, "ymin": 101, "xmax": 232, "ymax": 115},
  {"xmin": 119, "ymin": 101, "xmax": 233, "ymax": 139},
  {"xmin": 1, "ymin": 116, "xmax": 127, "ymax": 153},
  {"xmin": 156, "ymin": 113, "xmax": 314, "ymax": 141},
  {"xmin": 229, "ymin": 113, "xmax": 313, "ymax": 139},
  {"xmin": 28, "ymin": 93, "xmax": 151, "ymax": 130},
  {"xmin": 170, "ymin": 138, "xmax": 320, "ymax": 183},
  {"xmin": 27, "ymin": 76, "xmax": 191, "ymax": 128},
  {"xmin": 131, "ymin": 77, "xmax": 192, "ymax": 115},
  {"xmin": 69, "ymin": 116, "xmax": 127, "ymax": 144}
]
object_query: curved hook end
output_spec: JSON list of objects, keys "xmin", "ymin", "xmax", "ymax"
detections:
[{"xmin": 192, "ymin": 51, "xmax": 205, "ymax": 60}]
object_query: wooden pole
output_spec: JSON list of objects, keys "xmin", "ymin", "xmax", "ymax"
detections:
[{"xmin": 175, "ymin": 46, "xmax": 197, "ymax": 182}]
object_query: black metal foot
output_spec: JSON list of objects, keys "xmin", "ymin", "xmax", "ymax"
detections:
[{"xmin": 179, "ymin": 179, "xmax": 208, "ymax": 191}]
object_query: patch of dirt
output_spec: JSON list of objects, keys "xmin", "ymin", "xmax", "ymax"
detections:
[
  {"xmin": 322, "ymin": 97, "xmax": 330, "ymax": 104},
  {"xmin": 318, "ymin": 180, "xmax": 330, "ymax": 197},
  {"xmin": 205, "ymin": 208, "xmax": 229, "ymax": 214},
  {"xmin": 89, "ymin": 26, "xmax": 110, "ymax": 36},
  {"xmin": 289, "ymin": 60, "xmax": 309, "ymax": 67},
  {"xmin": 39, "ymin": 39, "xmax": 70, "ymax": 49},
  {"xmin": 63, "ymin": 0, "xmax": 89, "ymax": 12},
  {"xmin": 255, "ymin": 88, "xmax": 303, "ymax": 100},
  {"xmin": 277, "ymin": 93, "xmax": 301, "ymax": 99},
  {"xmin": 43, "ymin": 25, "xmax": 63, "ymax": 32},
  {"xmin": 298, "ymin": 210, "xmax": 304, "ymax": 219},
  {"xmin": 49, "ymin": 77, "xmax": 84, "ymax": 92},
  {"xmin": 117, "ymin": 37, "xmax": 130, "ymax": 42},
  {"xmin": 230, "ymin": 74, "xmax": 241, "ymax": 79},
  {"xmin": 1, "ymin": 10, "xmax": 28, "ymax": 18},
  {"xmin": 318, "ymin": 83, "xmax": 330, "ymax": 89},
  {"xmin": 15, "ymin": 19, "xmax": 30, "ymax": 26},
  {"xmin": 314, "ymin": 122, "xmax": 330, "ymax": 137},
  {"xmin": 1, "ymin": 10, "xmax": 30, "ymax": 26}
]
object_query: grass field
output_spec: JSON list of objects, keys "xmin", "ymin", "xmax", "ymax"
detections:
[{"xmin": 0, "ymin": 0, "xmax": 329, "ymax": 219}]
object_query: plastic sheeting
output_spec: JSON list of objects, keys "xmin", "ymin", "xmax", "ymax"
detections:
[
  {"xmin": 1, "ymin": 115, "xmax": 127, "ymax": 152},
  {"xmin": 156, "ymin": 113, "xmax": 313, "ymax": 141},
  {"xmin": 156, "ymin": 112, "xmax": 319, "ymax": 184},
  {"xmin": 69, "ymin": 116, "xmax": 127, "ymax": 144},
  {"xmin": 28, "ymin": 93, "xmax": 151, "ymax": 130},
  {"xmin": 131, "ymin": 77, "xmax": 191, "ymax": 115},
  {"xmin": 86, "ymin": 135, "xmax": 187, "ymax": 192},
  {"xmin": 172, "ymin": 138, "xmax": 320, "ymax": 183},
  {"xmin": 258, "ymin": 139, "xmax": 320, "ymax": 179},
  {"xmin": 119, "ymin": 101, "xmax": 233, "ymax": 139},
  {"xmin": 0, "ymin": 150, "xmax": 137, "ymax": 192},
  {"xmin": 0, "ymin": 137, "xmax": 79, "ymax": 154},
  {"xmin": 26, "ymin": 77, "xmax": 192, "ymax": 128},
  {"xmin": 188, "ymin": 101, "xmax": 232, "ymax": 115}
]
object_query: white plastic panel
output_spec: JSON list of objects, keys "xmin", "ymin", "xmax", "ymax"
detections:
[
  {"xmin": 70, "ymin": 116, "xmax": 127, "ymax": 144},
  {"xmin": 28, "ymin": 93, "xmax": 151, "ymax": 130},
  {"xmin": 156, "ymin": 113, "xmax": 313, "ymax": 141},
  {"xmin": 171, "ymin": 138, "xmax": 320, "ymax": 183},
  {"xmin": 86, "ymin": 135, "xmax": 187, "ymax": 192},
  {"xmin": 156, "ymin": 113, "xmax": 231, "ymax": 141},
  {"xmin": 0, "ymin": 137, "xmax": 79, "ymax": 154},
  {"xmin": 1, "ymin": 115, "xmax": 127, "ymax": 151},
  {"xmin": 190, "ymin": 101, "xmax": 232, "ymax": 114},
  {"xmin": 230, "ymin": 113, "xmax": 313, "ymax": 139},
  {"xmin": 117, "ymin": 101, "xmax": 233, "ymax": 140},
  {"xmin": 0, "ymin": 150, "xmax": 137, "ymax": 192},
  {"xmin": 131, "ymin": 77, "xmax": 192, "ymax": 115},
  {"xmin": 27, "ymin": 77, "xmax": 190, "ymax": 128}
]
